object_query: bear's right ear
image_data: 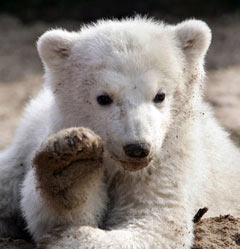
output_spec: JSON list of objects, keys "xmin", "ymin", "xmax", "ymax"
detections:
[{"xmin": 37, "ymin": 29, "xmax": 79, "ymax": 68}]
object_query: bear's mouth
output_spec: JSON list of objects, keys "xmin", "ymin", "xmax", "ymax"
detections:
[{"xmin": 109, "ymin": 151, "xmax": 152, "ymax": 172}]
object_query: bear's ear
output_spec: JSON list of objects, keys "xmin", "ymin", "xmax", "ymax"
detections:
[
  {"xmin": 175, "ymin": 20, "xmax": 212, "ymax": 63},
  {"xmin": 37, "ymin": 29, "xmax": 79, "ymax": 68}
]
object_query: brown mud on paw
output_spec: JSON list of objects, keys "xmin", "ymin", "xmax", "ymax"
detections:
[
  {"xmin": 193, "ymin": 215, "xmax": 240, "ymax": 249},
  {"xmin": 33, "ymin": 127, "xmax": 104, "ymax": 210},
  {"xmin": 34, "ymin": 127, "xmax": 103, "ymax": 172}
]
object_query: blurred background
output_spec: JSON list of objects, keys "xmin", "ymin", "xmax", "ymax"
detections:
[
  {"xmin": 0, "ymin": 0, "xmax": 240, "ymax": 150},
  {"xmin": 1, "ymin": 0, "xmax": 240, "ymax": 23}
]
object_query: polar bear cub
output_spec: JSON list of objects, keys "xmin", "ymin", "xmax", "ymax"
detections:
[{"xmin": 0, "ymin": 17, "xmax": 240, "ymax": 249}]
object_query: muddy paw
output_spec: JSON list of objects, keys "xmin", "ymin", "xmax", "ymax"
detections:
[
  {"xmin": 33, "ymin": 128, "xmax": 104, "ymax": 210},
  {"xmin": 33, "ymin": 127, "xmax": 103, "ymax": 173}
]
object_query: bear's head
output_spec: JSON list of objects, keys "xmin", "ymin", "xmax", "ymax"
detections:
[{"xmin": 37, "ymin": 18, "xmax": 211, "ymax": 171}]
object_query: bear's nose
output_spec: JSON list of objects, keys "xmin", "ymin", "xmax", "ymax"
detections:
[{"xmin": 123, "ymin": 143, "xmax": 150, "ymax": 158}]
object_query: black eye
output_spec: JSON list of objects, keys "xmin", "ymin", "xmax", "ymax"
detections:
[
  {"xmin": 153, "ymin": 92, "xmax": 165, "ymax": 103},
  {"xmin": 97, "ymin": 94, "xmax": 113, "ymax": 106}
]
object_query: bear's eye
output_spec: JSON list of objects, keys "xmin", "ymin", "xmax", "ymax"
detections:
[
  {"xmin": 153, "ymin": 92, "xmax": 165, "ymax": 103},
  {"xmin": 97, "ymin": 94, "xmax": 113, "ymax": 106}
]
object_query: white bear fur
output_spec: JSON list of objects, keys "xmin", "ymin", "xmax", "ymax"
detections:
[{"xmin": 0, "ymin": 17, "xmax": 240, "ymax": 248}]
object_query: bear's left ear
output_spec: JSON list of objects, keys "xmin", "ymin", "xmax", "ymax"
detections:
[
  {"xmin": 37, "ymin": 29, "xmax": 79, "ymax": 68},
  {"xmin": 175, "ymin": 20, "xmax": 212, "ymax": 63}
]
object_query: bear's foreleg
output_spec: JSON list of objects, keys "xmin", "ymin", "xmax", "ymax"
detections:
[
  {"xmin": 20, "ymin": 127, "xmax": 107, "ymax": 241},
  {"xmin": 38, "ymin": 212, "xmax": 194, "ymax": 249},
  {"xmin": 38, "ymin": 191, "xmax": 194, "ymax": 249}
]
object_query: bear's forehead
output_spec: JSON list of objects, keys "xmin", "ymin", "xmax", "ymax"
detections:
[
  {"xmin": 75, "ymin": 21, "xmax": 173, "ymax": 56},
  {"xmin": 71, "ymin": 25, "xmax": 181, "ymax": 81},
  {"xmin": 67, "ymin": 20, "xmax": 183, "ymax": 93}
]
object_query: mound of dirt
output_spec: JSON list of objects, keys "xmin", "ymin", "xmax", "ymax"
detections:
[{"xmin": 193, "ymin": 215, "xmax": 240, "ymax": 249}]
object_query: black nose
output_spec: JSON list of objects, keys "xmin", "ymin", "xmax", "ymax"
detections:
[{"xmin": 123, "ymin": 143, "xmax": 150, "ymax": 158}]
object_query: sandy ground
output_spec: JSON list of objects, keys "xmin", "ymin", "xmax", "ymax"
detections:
[
  {"xmin": 193, "ymin": 215, "xmax": 240, "ymax": 249},
  {"xmin": 0, "ymin": 15, "xmax": 240, "ymax": 248}
]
